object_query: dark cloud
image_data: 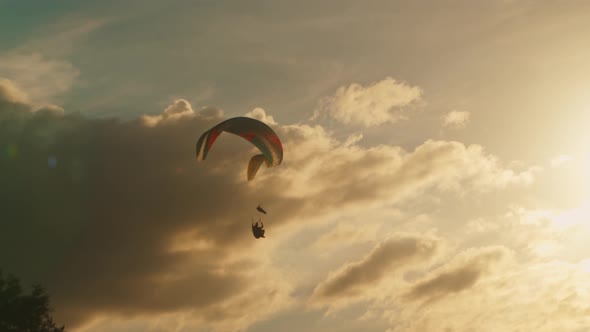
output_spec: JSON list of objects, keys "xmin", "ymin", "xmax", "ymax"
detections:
[
  {"xmin": 0, "ymin": 84, "xmax": 296, "ymax": 327},
  {"xmin": 312, "ymin": 77, "xmax": 423, "ymax": 127},
  {"xmin": 406, "ymin": 247, "xmax": 507, "ymax": 303},
  {"xmin": 312, "ymin": 234, "xmax": 439, "ymax": 300}
]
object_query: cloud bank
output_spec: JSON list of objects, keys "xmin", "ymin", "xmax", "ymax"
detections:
[{"xmin": 0, "ymin": 78, "xmax": 553, "ymax": 331}]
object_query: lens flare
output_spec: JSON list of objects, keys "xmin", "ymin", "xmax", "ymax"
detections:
[
  {"xmin": 5, "ymin": 144, "xmax": 17, "ymax": 160},
  {"xmin": 48, "ymin": 156, "xmax": 58, "ymax": 168}
]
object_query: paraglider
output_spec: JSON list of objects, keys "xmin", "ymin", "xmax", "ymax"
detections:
[
  {"xmin": 253, "ymin": 204, "xmax": 267, "ymax": 238},
  {"xmin": 251, "ymin": 219, "xmax": 265, "ymax": 239},
  {"xmin": 256, "ymin": 204, "xmax": 267, "ymax": 214},
  {"xmin": 195, "ymin": 117, "xmax": 283, "ymax": 181},
  {"xmin": 196, "ymin": 116, "xmax": 282, "ymax": 239}
]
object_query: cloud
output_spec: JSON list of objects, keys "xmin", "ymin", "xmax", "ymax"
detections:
[
  {"xmin": 0, "ymin": 78, "xmax": 66, "ymax": 126},
  {"xmin": 75, "ymin": 269, "xmax": 295, "ymax": 332},
  {"xmin": 312, "ymin": 77, "xmax": 422, "ymax": 127},
  {"xmin": 275, "ymin": 128, "xmax": 538, "ymax": 209},
  {"xmin": 312, "ymin": 234, "xmax": 440, "ymax": 302},
  {"xmin": 0, "ymin": 86, "xmax": 540, "ymax": 331},
  {"xmin": 0, "ymin": 78, "xmax": 30, "ymax": 106},
  {"xmin": 0, "ymin": 97, "xmax": 291, "ymax": 330},
  {"xmin": 11, "ymin": 17, "xmax": 110, "ymax": 58},
  {"xmin": 141, "ymin": 99, "xmax": 195, "ymax": 126},
  {"xmin": 389, "ymin": 260, "xmax": 590, "ymax": 332},
  {"xmin": 0, "ymin": 54, "xmax": 79, "ymax": 105},
  {"xmin": 311, "ymin": 221, "xmax": 378, "ymax": 250},
  {"xmin": 0, "ymin": 16, "xmax": 109, "ymax": 107},
  {"xmin": 406, "ymin": 246, "xmax": 509, "ymax": 303},
  {"xmin": 245, "ymin": 107, "xmax": 277, "ymax": 125},
  {"xmin": 35, "ymin": 104, "xmax": 66, "ymax": 117},
  {"xmin": 342, "ymin": 133, "xmax": 363, "ymax": 147},
  {"xmin": 140, "ymin": 99, "xmax": 224, "ymax": 127},
  {"xmin": 442, "ymin": 110, "xmax": 471, "ymax": 128},
  {"xmin": 0, "ymin": 79, "xmax": 71, "ymax": 120}
]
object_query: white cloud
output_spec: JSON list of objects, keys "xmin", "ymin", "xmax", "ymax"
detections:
[
  {"xmin": 343, "ymin": 133, "xmax": 364, "ymax": 147},
  {"xmin": 274, "ymin": 126, "xmax": 539, "ymax": 206},
  {"xmin": 141, "ymin": 99, "xmax": 223, "ymax": 127},
  {"xmin": 0, "ymin": 16, "xmax": 110, "ymax": 108},
  {"xmin": 442, "ymin": 110, "xmax": 471, "ymax": 128},
  {"xmin": 313, "ymin": 77, "xmax": 423, "ymax": 127},
  {"xmin": 0, "ymin": 53, "xmax": 79, "ymax": 105},
  {"xmin": 245, "ymin": 107, "xmax": 277, "ymax": 125}
]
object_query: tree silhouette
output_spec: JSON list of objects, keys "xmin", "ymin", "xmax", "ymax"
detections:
[{"xmin": 0, "ymin": 270, "xmax": 65, "ymax": 332}]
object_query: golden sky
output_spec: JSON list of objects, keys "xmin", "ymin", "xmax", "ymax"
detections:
[{"xmin": 1, "ymin": 1, "xmax": 590, "ymax": 331}]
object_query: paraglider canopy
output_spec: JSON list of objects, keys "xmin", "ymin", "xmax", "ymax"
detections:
[{"xmin": 196, "ymin": 117, "xmax": 283, "ymax": 181}]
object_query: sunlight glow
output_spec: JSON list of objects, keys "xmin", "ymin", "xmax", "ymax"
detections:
[{"xmin": 551, "ymin": 202, "xmax": 590, "ymax": 229}]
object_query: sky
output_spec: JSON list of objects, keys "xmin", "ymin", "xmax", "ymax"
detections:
[{"xmin": 1, "ymin": 1, "xmax": 590, "ymax": 331}]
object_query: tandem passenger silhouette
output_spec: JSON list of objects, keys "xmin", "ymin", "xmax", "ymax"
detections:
[{"xmin": 251, "ymin": 219, "xmax": 265, "ymax": 239}]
